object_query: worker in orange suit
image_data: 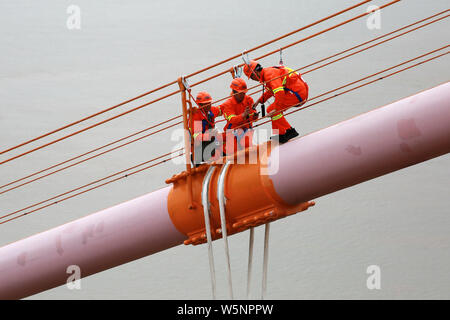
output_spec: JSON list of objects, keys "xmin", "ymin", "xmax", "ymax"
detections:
[
  {"xmin": 243, "ymin": 60, "xmax": 308, "ymax": 144},
  {"xmin": 219, "ymin": 78, "xmax": 258, "ymax": 154},
  {"xmin": 189, "ymin": 91, "xmax": 222, "ymax": 166}
]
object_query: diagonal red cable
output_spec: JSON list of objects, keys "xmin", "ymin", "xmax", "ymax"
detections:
[
  {"xmin": 254, "ymin": 48, "xmax": 449, "ymax": 129},
  {"xmin": 189, "ymin": 0, "xmax": 402, "ymax": 89},
  {"xmin": 0, "ymin": 89, "xmax": 182, "ymax": 166},
  {"xmin": 0, "ymin": 81, "xmax": 178, "ymax": 156},
  {"xmin": 0, "ymin": 148, "xmax": 184, "ymax": 222},
  {"xmin": 0, "ymin": 1, "xmax": 397, "ymax": 167},
  {"xmin": 1, "ymin": 11, "xmax": 446, "ymax": 193},
  {"xmin": 1, "ymin": 47, "xmax": 447, "ymax": 225},
  {"xmin": 0, "ymin": 120, "xmax": 183, "ymax": 195},
  {"xmin": 211, "ymin": 10, "xmax": 449, "ymax": 107},
  {"xmin": 0, "ymin": 0, "xmax": 372, "ymax": 157},
  {"xmin": 0, "ymin": 151, "xmax": 185, "ymax": 225},
  {"xmin": 216, "ymin": 45, "xmax": 449, "ymax": 133},
  {"xmin": 285, "ymin": 53, "xmax": 450, "ymax": 118}
]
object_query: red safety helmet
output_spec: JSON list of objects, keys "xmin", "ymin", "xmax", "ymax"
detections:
[
  {"xmin": 230, "ymin": 78, "xmax": 248, "ymax": 93},
  {"xmin": 196, "ymin": 91, "xmax": 213, "ymax": 105},
  {"xmin": 243, "ymin": 60, "xmax": 260, "ymax": 79}
]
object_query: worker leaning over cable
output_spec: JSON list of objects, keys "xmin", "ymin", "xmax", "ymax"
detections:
[
  {"xmin": 219, "ymin": 78, "xmax": 258, "ymax": 154},
  {"xmin": 244, "ymin": 60, "xmax": 308, "ymax": 144},
  {"xmin": 189, "ymin": 91, "xmax": 223, "ymax": 166}
]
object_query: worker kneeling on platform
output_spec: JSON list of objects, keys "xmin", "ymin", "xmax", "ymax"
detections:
[
  {"xmin": 219, "ymin": 78, "xmax": 258, "ymax": 155},
  {"xmin": 190, "ymin": 91, "xmax": 223, "ymax": 166},
  {"xmin": 244, "ymin": 60, "xmax": 308, "ymax": 144}
]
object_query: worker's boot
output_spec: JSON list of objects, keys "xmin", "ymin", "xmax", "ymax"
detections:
[
  {"xmin": 270, "ymin": 133, "xmax": 288, "ymax": 144},
  {"xmin": 284, "ymin": 127, "xmax": 299, "ymax": 142}
]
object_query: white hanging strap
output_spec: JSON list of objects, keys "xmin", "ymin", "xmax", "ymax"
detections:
[
  {"xmin": 261, "ymin": 223, "xmax": 271, "ymax": 300},
  {"xmin": 246, "ymin": 227, "xmax": 255, "ymax": 299},
  {"xmin": 233, "ymin": 65, "xmax": 243, "ymax": 79},
  {"xmin": 181, "ymin": 75, "xmax": 191, "ymax": 91},
  {"xmin": 217, "ymin": 161, "xmax": 234, "ymax": 300},
  {"xmin": 201, "ymin": 166, "xmax": 217, "ymax": 299},
  {"xmin": 242, "ymin": 51, "xmax": 251, "ymax": 66}
]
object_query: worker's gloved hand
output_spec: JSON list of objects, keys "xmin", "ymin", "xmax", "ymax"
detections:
[
  {"xmin": 252, "ymin": 112, "xmax": 260, "ymax": 120},
  {"xmin": 252, "ymin": 101, "xmax": 260, "ymax": 109}
]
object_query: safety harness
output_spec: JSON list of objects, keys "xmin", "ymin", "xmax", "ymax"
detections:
[
  {"xmin": 271, "ymin": 66, "xmax": 304, "ymax": 104},
  {"xmin": 200, "ymin": 109, "xmax": 216, "ymax": 133}
]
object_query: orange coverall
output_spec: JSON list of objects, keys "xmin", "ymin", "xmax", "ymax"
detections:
[
  {"xmin": 257, "ymin": 66, "xmax": 309, "ymax": 135},
  {"xmin": 189, "ymin": 106, "xmax": 221, "ymax": 141},
  {"xmin": 189, "ymin": 106, "xmax": 222, "ymax": 164},
  {"xmin": 220, "ymin": 95, "xmax": 257, "ymax": 153}
]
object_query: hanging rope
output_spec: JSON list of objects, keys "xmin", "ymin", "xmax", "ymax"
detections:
[
  {"xmin": 201, "ymin": 166, "xmax": 217, "ymax": 299},
  {"xmin": 245, "ymin": 224, "xmax": 271, "ymax": 300},
  {"xmin": 217, "ymin": 161, "xmax": 234, "ymax": 299},
  {"xmin": 247, "ymin": 227, "xmax": 255, "ymax": 299},
  {"xmin": 261, "ymin": 223, "xmax": 271, "ymax": 300}
]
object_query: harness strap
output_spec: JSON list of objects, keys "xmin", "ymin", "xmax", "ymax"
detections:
[{"xmin": 284, "ymin": 87, "xmax": 303, "ymax": 103}]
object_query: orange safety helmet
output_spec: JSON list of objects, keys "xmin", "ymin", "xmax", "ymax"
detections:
[
  {"xmin": 196, "ymin": 91, "xmax": 213, "ymax": 105},
  {"xmin": 230, "ymin": 78, "xmax": 248, "ymax": 93},
  {"xmin": 243, "ymin": 60, "xmax": 260, "ymax": 79}
]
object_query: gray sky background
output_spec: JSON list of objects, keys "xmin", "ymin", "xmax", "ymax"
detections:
[{"xmin": 0, "ymin": 0, "xmax": 449, "ymax": 299}]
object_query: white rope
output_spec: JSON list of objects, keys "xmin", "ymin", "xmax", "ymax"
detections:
[
  {"xmin": 201, "ymin": 166, "xmax": 217, "ymax": 299},
  {"xmin": 261, "ymin": 223, "xmax": 271, "ymax": 300},
  {"xmin": 181, "ymin": 76, "xmax": 191, "ymax": 91},
  {"xmin": 217, "ymin": 161, "xmax": 234, "ymax": 299},
  {"xmin": 247, "ymin": 227, "xmax": 255, "ymax": 299},
  {"xmin": 242, "ymin": 50, "xmax": 250, "ymax": 66},
  {"xmin": 233, "ymin": 65, "xmax": 243, "ymax": 79},
  {"xmin": 203, "ymin": 160, "xmax": 271, "ymax": 301}
]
